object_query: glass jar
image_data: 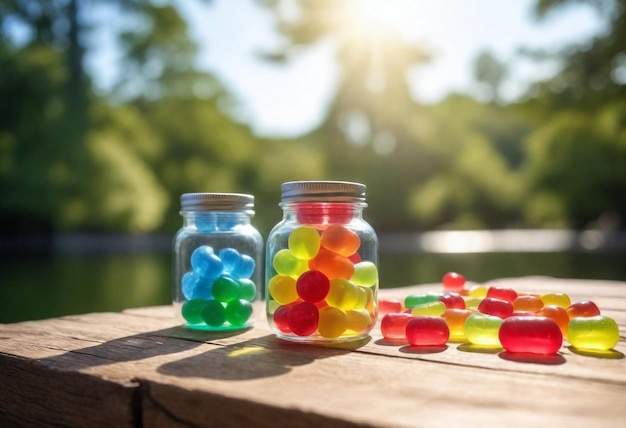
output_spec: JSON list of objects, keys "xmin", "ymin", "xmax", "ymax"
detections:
[
  {"xmin": 173, "ymin": 193, "xmax": 263, "ymax": 331},
  {"xmin": 265, "ymin": 181, "xmax": 379, "ymax": 342}
]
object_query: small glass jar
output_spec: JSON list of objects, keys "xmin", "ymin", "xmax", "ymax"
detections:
[
  {"xmin": 173, "ymin": 193, "xmax": 263, "ymax": 331},
  {"xmin": 266, "ymin": 181, "xmax": 379, "ymax": 342}
]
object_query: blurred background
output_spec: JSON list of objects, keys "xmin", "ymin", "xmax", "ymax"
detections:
[{"xmin": 1, "ymin": 0, "xmax": 625, "ymax": 323}]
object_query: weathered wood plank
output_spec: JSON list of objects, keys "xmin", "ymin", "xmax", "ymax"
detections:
[
  {"xmin": 0, "ymin": 354, "xmax": 138, "ymax": 427},
  {"xmin": 0, "ymin": 276, "xmax": 624, "ymax": 428},
  {"xmin": 136, "ymin": 344, "xmax": 626, "ymax": 428},
  {"xmin": 140, "ymin": 382, "xmax": 370, "ymax": 428}
]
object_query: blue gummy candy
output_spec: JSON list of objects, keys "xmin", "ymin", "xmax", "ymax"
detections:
[
  {"xmin": 191, "ymin": 246, "xmax": 223, "ymax": 279},
  {"xmin": 182, "ymin": 271, "xmax": 201, "ymax": 300},
  {"xmin": 182, "ymin": 270, "xmax": 213, "ymax": 300},
  {"xmin": 232, "ymin": 254, "xmax": 255, "ymax": 279},
  {"xmin": 218, "ymin": 248, "xmax": 241, "ymax": 275},
  {"xmin": 196, "ymin": 213, "xmax": 218, "ymax": 232},
  {"xmin": 191, "ymin": 276, "xmax": 213, "ymax": 300}
]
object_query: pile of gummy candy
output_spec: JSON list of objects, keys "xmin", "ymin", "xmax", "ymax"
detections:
[
  {"xmin": 179, "ymin": 245, "xmax": 257, "ymax": 330},
  {"xmin": 268, "ymin": 225, "xmax": 378, "ymax": 339},
  {"xmin": 379, "ymin": 272, "xmax": 621, "ymax": 354}
]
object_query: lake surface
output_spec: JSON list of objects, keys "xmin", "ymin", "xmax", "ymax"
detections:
[{"xmin": 2, "ymin": 247, "xmax": 625, "ymax": 323}]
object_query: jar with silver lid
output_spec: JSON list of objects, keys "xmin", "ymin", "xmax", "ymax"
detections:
[
  {"xmin": 173, "ymin": 193, "xmax": 263, "ymax": 331},
  {"xmin": 265, "ymin": 181, "xmax": 379, "ymax": 342}
]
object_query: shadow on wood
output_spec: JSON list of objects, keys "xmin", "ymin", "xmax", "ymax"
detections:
[{"xmin": 157, "ymin": 334, "xmax": 357, "ymax": 380}]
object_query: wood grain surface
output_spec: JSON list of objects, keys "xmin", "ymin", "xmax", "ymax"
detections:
[{"xmin": 1, "ymin": 276, "xmax": 624, "ymax": 428}]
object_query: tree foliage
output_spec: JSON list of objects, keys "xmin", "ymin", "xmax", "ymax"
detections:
[
  {"xmin": 0, "ymin": 0, "xmax": 624, "ymax": 237},
  {"xmin": 531, "ymin": 0, "xmax": 626, "ymax": 109},
  {"xmin": 524, "ymin": 101, "xmax": 626, "ymax": 228}
]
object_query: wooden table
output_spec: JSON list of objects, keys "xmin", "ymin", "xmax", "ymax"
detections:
[{"xmin": 1, "ymin": 276, "xmax": 624, "ymax": 427}]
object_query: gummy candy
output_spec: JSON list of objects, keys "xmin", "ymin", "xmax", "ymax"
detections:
[
  {"xmin": 288, "ymin": 226, "xmax": 321, "ymax": 260},
  {"xmin": 442, "ymin": 272, "xmax": 466, "ymax": 292},
  {"xmin": 379, "ymin": 299, "xmax": 403, "ymax": 315},
  {"xmin": 273, "ymin": 304, "xmax": 292, "ymax": 333},
  {"xmin": 465, "ymin": 313, "xmax": 503, "ymax": 347},
  {"xmin": 273, "ymin": 249, "xmax": 307, "ymax": 277},
  {"xmin": 182, "ymin": 271, "xmax": 212, "ymax": 300},
  {"xmin": 568, "ymin": 315, "xmax": 619, "ymax": 351},
  {"xmin": 346, "ymin": 309, "xmax": 372, "ymax": 332},
  {"xmin": 442, "ymin": 309, "xmax": 472, "ymax": 342},
  {"xmin": 353, "ymin": 286, "xmax": 369, "ymax": 310},
  {"xmin": 404, "ymin": 292, "xmax": 442, "ymax": 309},
  {"xmin": 308, "ymin": 247, "xmax": 354, "ymax": 280},
  {"xmin": 463, "ymin": 296, "xmax": 483, "ymax": 311},
  {"xmin": 351, "ymin": 261, "xmax": 378, "ymax": 287},
  {"xmin": 268, "ymin": 275, "xmax": 298, "ymax": 305},
  {"xmin": 225, "ymin": 299, "xmax": 253, "ymax": 326},
  {"xmin": 382, "ymin": 272, "xmax": 620, "ymax": 355},
  {"xmin": 297, "ymin": 270, "xmax": 330, "ymax": 303},
  {"xmin": 411, "ymin": 301, "xmax": 446, "ymax": 317},
  {"xmin": 478, "ymin": 297, "xmax": 514, "ymax": 319},
  {"xmin": 486, "ymin": 286, "xmax": 518, "ymax": 303},
  {"xmin": 537, "ymin": 305, "xmax": 570, "ymax": 338},
  {"xmin": 218, "ymin": 248, "xmax": 242, "ymax": 274},
  {"xmin": 320, "ymin": 224, "xmax": 361, "ymax": 257},
  {"xmin": 202, "ymin": 300, "xmax": 227, "ymax": 327},
  {"xmin": 406, "ymin": 316, "xmax": 450, "ymax": 346},
  {"xmin": 439, "ymin": 292, "xmax": 466, "ymax": 310},
  {"xmin": 211, "ymin": 276, "xmax": 239, "ymax": 303},
  {"xmin": 180, "ymin": 245, "xmax": 258, "ymax": 330},
  {"xmin": 267, "ymin": 217, "xmax": 377, "ymax": 341},
  {"xmin": 318, "ymin": 306, "xmax": 348, "ymax": 338},
  {"xmin": 499, "ymin": 316, "xmax": 563, "ymax": 354},
  {"xmin": 181, "ymin": 299, "xmax": 208, "ymax": 325},
  {"xmin": 380, "ymin": 312, "xmax": 413, "ymax": 341},
  {"xmin": 566, "ymin": 301, "xmax": 601, "ymax": 319},
  {"xmin": 467, "ymin": 285, "xmax": 488, "ymax": 298},
  {"xmin": 287, "ymin": 301, "xmax": 319, "ymax": 336},
  {"xmin": 233, "ymin": 254, "xmax": 255, "ymax": 279},
  {"xmin": 326, "ymin": 278, "xmax": 360, "ymax": 310},
  {"xmin": 237, "ymin": 278, "xmax": 257, "ymax": 301},
  {"xmin": 191, "ymin": 246, "xmax": 223, "ymax": 279},
  {"xmin": 512, "ymin": 295, "xmax": 544, "ymax": 313},
  {"xmin": 540, "ymin": 292, "xmax": 571, "ymax": 309}
]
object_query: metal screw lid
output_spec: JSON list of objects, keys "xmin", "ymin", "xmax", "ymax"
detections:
[
  {"xmin": 180, "ymin": 193, "xmax": 254, "ymax": 214},
  {"xmin": 280, "ymin": 181, "xmax": 366, "ymax": 203}
]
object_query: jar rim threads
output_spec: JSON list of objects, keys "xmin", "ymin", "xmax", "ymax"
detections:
[
  {"xmin": 180, "ymin": 193, "xmax": 254, "ymax": 214},
  {"xmin": 280, "ymin": 181, "xmax": 366, "ymax": 203}
]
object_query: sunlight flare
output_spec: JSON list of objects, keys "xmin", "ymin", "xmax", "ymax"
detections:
[{"xmin": 351, "ymin": 0, "xmax": 414, "ymax": 32}]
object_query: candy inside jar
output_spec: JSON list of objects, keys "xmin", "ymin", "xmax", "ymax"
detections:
[
  {"xmin": 173, "ymin": 193, "xmax": 263, "ymax": 331},
  {"xmin": 266, "ymin": 181, "xmax": 379, "ymax": 343}
]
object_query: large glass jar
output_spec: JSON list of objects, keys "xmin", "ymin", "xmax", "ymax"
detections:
[
  {"xmin": 266, "ymin": 181, "xmax": 379, "ymax": 342},
  {"xmin": 173, "ymin": 193, "xmax": 263, "ymax": 331}
]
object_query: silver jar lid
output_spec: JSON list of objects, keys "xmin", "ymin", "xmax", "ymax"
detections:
[
  {"xmin": 280, "ymin": 181, "xmax": 366, "ymax": 203},
  {"xmin": 180, "ymin": 193, "xmax": 254, "ymax": 214}
]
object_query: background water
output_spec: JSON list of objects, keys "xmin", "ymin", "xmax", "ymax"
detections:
[{"xmin": 1, "ymin": 247, "xmax": 625, "ymax": 323}]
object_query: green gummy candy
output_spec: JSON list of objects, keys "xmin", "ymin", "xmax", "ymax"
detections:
[{"xmin": 181, "ymin": 299, "xmax": 208, "ymax": 324}]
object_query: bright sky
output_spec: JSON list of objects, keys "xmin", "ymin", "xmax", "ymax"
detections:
[{"xmin": 92, "ymin": 0, "xmax": 607, "ymax": 138}]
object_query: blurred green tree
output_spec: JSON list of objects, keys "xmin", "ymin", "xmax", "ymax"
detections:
[
  {"xmin": 532, "ymin": 0, "xmax": 626, "ymax": 109},
  {"xmin": 523, "ymin": 102, "xmax": 626, "ymax": 228},
  {"xmin": 0, "ymin": 1, "xmax": 196, "ymax": 232},
  {"xmin": 258, "ymin": 0, "xmax": 528, "ymax": 231},
  {"xmin": 520, "ymin": 0, "xmax": 626, "ymax": 229},
  {"xmin": 472, "ymin": 50, "xmax": 509, "ymax": 104},
  {"xmin": 110, "ymin": 3, "xmax": 302, "ymax": 232},
  {"xmin": 2, "ymin": 0, "xmax": 623, "ymax": 236},
  {"xmin": 407, "ymin": 96, "xmax": 525, "ymax": 229},
  {"xmin": 0, "ymin": 43, "xmax": 68, "ymax": 232},
  {"xmin": 0, "ymin": 0, "xmax": 325, "ymax": 234}
]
